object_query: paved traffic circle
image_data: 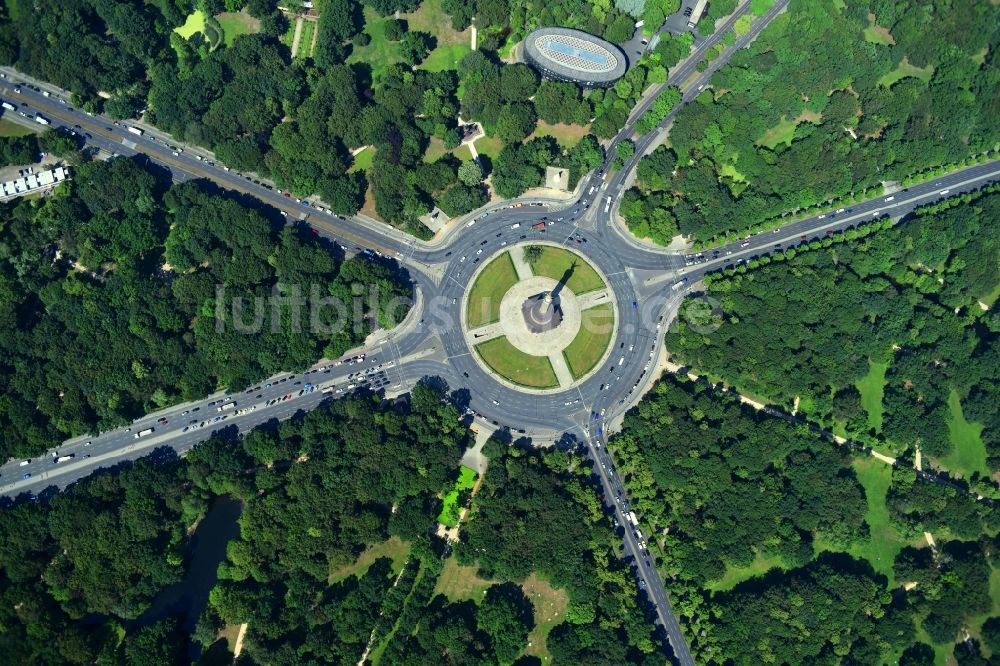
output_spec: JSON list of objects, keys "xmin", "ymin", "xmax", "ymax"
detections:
[{"xmin": 461, "ymin": 242, "xmax": 618, "ymax": 393}]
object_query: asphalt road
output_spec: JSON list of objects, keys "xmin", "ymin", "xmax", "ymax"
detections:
[{"xmin": 2, "ymin": 1, "xmax": 996, "ymax": 659}]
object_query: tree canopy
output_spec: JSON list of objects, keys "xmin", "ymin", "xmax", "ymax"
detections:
[
  {"xmin": 0, "ymin": 157, "xmax": 409, "ymax": 460},
  {"xmin": 640, "ymin": 0, "xmax": 1000, "ymax": 239},
  {"xmin": 666, "ymin": 190, "xmax": 1000, "ymax": 490}
]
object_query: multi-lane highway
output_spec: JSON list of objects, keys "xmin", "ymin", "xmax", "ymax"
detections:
[{"xmin": 2, "ymin": 0, "xmax": 998, "ymax": 660}]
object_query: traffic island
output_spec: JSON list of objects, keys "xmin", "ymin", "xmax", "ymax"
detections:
[
  {"xmin": 466, "ymin": 250, "xmax": 519, "ymax": 327},
  {"xmin": 462, "ymin": 242, "xmax": 617, "ymax": 392}
]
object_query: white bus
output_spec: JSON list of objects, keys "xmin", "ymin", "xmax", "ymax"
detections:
[
  {"xmin": 217, "ymin": 402, "xmax": 236, "ymax": 412},
  {"xmin": 127, "ymin": 126, "xmax": 144, "ymax": 136},
  {"xmin": 134, "ymin": 427, "xmax": 154, "ymax": 439}
]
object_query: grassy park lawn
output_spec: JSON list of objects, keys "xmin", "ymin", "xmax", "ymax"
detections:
[
  {"xmin": 174, "ymin": 10, "xmax": 207, "ymax": 39},
  {"xmin": 841, "ymin": 459, "xmax": 903, "ymax": 583},
  {"xmin": 433, "ymin": 557, "xmax": 494, "ymax": 602},
  {"xmin": 280, "ymin": 20, "xmax": 296, "ymax": 48},
  {"xmin": 527, "ymin": 246, "xmax": 604, "ymax": 294},
  {"xmin": 476, "ymin": 338, "xmax": 559, "ymax": 388},
  {"xmin": 982, "ymin": 281, "xmax": 1000, "ymax": 308},
  {"xmin": 431, "ymin": 562, "xmax": 570, "ymax": 663},
  {"xmin": 706, "ymin": 552, "xmax": 789, "ymax": 593},
  {"xmin": 522, "ymin": 573, "xmax": 570, "ymax": 662},
  {"xmin": 719, "ymin": 161, "xmax": 748, "ymax": 183},
  {"xmin": 709, "ymin": 458, "xmax": 903, "ymax": 592},
  {"xmin": 756, "ymin": 110, "xmax": 821, "ymax": 149},
  {"xmin": 423, "ymin": 137, "xmax": 473, "ymax": 163},
  {"xmin": 296, "ymin": 19, "xmax": 316, "ymax": 58},
  {"xmin": 472, "ymin": 134, "xmax": 504, "ymax": 159},
  {"xmin": 421, "ymin": 44, "xmax": 472, "ymax": 72},
  {"xmin": 530, "ymin": 121, "xmax": 590, "ymax": 148},
  {"xmin": 856, "ymin": 359, "xmax": 888, "ymax": 431},
  {"xmin": 0, "ymin": 119, "xmax": 35, "ymax": 137},
  {"xmin": 352, "ymin": 0, "xmax": 470, "ymax": 80},
  {"xmin": 348, "ymin": 8, "xmax": 403, "ymax": 80},
  {"xmin": 3, "ymin": 0, "xmax": 24, "ymax": 20},
  {"xmin": 939, "ymin": 389, "xmax": 988, "ymax": 479},
  {"xmin": 563, "ymin": 304, "xmax": 614, "ymax": 379},
  {"xmin": 328, "ymin": 536, "xmax": 410, "ymax": 584},
  {"xmin": 176, "ymin": 10, "xmax": 257, "ymax": 48},
  {"xmin": 217, "ymin": 10, "xmax": 259, "ymax": 46},
  {"xmin": 466, "ymin": 252, "xmax": 518, "ymax": 327},
  {"xmin": 438, "ymin": 465, "xmax": 478, "ymax": 528},
  {"xmin": 757, "ymin": 116, "xmax": 797, "ymax": 148},
  {"xmin": 863, "ymin": 24, "xmax": 894, "ymax": 45},
  {"xmin": 878, "ymin": 56, "xmax": 934, "ymax": 87},
  {"xmin": 423, "ymin": 137, "xmax": 449, "ymax": 163},
  {"xmin": 403, "ymin": 0, "xmax": 471, "ymax": 47},
  {"xmin": 350, "ymin": 146, "xmax": 375, "ymax": 173}
]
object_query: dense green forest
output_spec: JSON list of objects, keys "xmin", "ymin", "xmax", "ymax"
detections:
[
  {"xmin": 626, "ymin": 0, "xmax": 1000, "ymax": 241},
  {"xmin": 0, "ymin": 128, "xmax": 80, "ymax": 167},
  {"xmin": 0, "ymin": 385, "xmax": 666, "ymax": 664},
  {"xmin": 0, "ymin": 156, "xmax": 409, "ymax": 460},
  {"xmin": 666, "ymin": 190, "xmax": 1000, "ymax": 494},
  {"xmin": 453, "ymin": 443, "xmax": 667, "ymax": 663},
  {"xmin": 612, "ymin": 373, "xmax": 999, "ymax": 664},
  {"xmin": 0, "ymin": 0, "xmax": 644, "ymax": 234}
]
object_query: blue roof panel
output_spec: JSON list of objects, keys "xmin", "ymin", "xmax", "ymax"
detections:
[{"xmin": 542, "ymin": 39, "xmax": 610, "ymax": 66}]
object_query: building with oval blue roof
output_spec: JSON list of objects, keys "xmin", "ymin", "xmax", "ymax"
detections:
[{"xmin": 523, "ymin": 27, "xmax": 628, "ymax": 87}]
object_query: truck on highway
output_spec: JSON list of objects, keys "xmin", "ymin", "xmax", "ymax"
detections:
[
  {"xmin": 1, "ymin": 101, "xmax": 15, "ymax": 111},
  {"xmin": 134, "ymin": 427, "xmax": 154, "ymax": 439},
  {"xmin": 217, "ymin": 402, "xmax": 236, "ymax": 412},
  {"xmin": 672, "ymin": 277, "xmax": 689, "ymax": 290},
  {"xmin": 628, "ymin": 511, "xmax": 639, "ymax": 527},
  {"xmin": 34, "ymin": 114, "xmax": 49, "ymax": 125},
  {"xmin": 127, "ymin": 126, "xmax": 143, "ymax": 136},
  {"xmin": 54, "ymin": 454, "xmax": 75, "ymax": 464}
]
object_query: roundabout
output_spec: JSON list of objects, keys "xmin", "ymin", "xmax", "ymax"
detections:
[{"xmin": 462, "ymin": 242, "xmax": 617, "ymax": 392}]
